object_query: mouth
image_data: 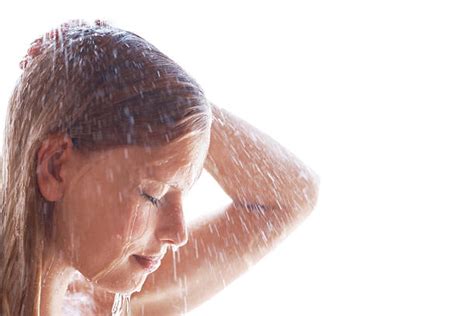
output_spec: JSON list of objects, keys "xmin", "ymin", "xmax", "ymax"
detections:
[{"xmin": 132, "ymin": 254, "xmax": 162, "ymax": 272}]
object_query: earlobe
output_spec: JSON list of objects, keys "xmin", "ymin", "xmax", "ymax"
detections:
[{"xmin": 36, "ymin": 134, "xmax": 74, "ymax": 202}]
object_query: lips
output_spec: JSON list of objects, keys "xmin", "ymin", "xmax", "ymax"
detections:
[{"xmin": 133, "ymin": 255, "xmax": 162, "ymax": 272}]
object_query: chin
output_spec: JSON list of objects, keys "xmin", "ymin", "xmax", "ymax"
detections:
[
  {"xmin": 93, "ymin": 266, "xmax": 149, "ymax": 295},
  {"xmin": 98, "ymin": 274, "xmax": 148, "ymax": 295}
]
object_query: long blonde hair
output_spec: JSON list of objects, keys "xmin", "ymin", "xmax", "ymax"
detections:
[{"xmin": 0, "ymin": 19, "xmax": 211, "ymax": 315}]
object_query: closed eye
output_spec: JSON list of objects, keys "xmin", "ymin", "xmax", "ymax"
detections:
[{"xmin": 141, "ymin": 191, "xmax": 162, "ymax": 208}]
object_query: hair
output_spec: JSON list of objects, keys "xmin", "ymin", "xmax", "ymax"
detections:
[{"xmin": 0, "ymin": 19, "xmax": 211, "ymax": 315}]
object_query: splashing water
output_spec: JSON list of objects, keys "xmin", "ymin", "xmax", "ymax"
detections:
[{"xmin": 111, "ymin": 293, "xmax": 131, "ymax": 316}]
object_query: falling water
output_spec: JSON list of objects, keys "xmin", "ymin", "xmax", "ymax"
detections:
[
  {"xmin": 0, "ymin": 18, "xmax": 320, "ymax": 316},
  {"xmin": 111, "ymin": 293, "xmax": 131, "ymax": 316}
]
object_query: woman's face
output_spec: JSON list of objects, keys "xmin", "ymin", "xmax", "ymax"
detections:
[{"xmin": 53, "ymin": 132, "xmax": 210, "ymax": 294}]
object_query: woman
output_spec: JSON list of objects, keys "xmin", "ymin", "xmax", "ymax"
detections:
[{"xmin": 0, "ymin": 20, "xmax": 319, "ymax": 315}]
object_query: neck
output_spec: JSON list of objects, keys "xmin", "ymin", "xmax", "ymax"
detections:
[{"xmin": 38, "ymin": 245, "xmax": 75, "ymax": 316}]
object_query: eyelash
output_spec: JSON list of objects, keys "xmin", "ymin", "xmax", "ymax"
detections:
[{"xmin": 141, "ymin": 192, "xmax": 162, "ymax": 207}]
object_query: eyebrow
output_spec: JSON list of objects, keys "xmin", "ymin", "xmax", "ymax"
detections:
[
  {"xmin": 140, "ymin": 158, "xmax": 205, "ymax": 192},
  {"xmin": 181, "ymin": 167, "xmax": 205, "ymax": 192},
  {"xmin": 156, "ymin": 168, "xmax": 203, "ymax": 193},
  {"xmin": 184, "ymin": 167, "xmax": 204, "ymax": 192}
]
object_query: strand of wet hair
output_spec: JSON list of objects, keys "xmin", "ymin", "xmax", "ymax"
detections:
[{"xmin": 19, "ymin": 19, "xmax": 110, "ymax": 70}]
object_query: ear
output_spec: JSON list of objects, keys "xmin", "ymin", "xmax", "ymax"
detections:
[{"xmin": 36, "ymin": 133, "xmax": 74, "ymax": 202}]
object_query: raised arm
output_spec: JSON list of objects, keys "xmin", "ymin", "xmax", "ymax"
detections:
[{"xmin": 130, "ymin": 103, "xmax": 319, "ymax": 315}]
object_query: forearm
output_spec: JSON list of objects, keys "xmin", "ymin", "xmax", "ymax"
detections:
[{"xmin": 204, "ymin": 102, "xmax": 319, "ymax": 213}]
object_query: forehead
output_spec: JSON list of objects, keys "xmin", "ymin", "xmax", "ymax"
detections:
[{"xmin": 101, "ymin": 133, "xmax": 209, "ymax": 190}]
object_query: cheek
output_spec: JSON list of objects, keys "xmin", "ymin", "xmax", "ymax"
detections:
[{"xmin": 127, "ymin": 203, "xmax": 154, "ymax": 241}]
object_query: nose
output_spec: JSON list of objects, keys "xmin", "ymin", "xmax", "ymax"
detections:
[{"xmin": 154, "ymin": 192, "xmax": 188, "ymax": 249}]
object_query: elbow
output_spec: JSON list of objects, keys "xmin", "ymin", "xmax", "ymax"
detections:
[
  {"xmin": 283, "ymin": 168, "xmax": 319, "ymax": 224},
  {"xmin": 294, "ymin": 168, "xmax": 320, "ymax": 218},
  {"xmin": 284, "ymin": 167, "xmax": 320, "ymax": 217},
  {"xmin": 305, "ymin": 169, "xmax": 320, "ymax": 213},
  {"xmin": 274, "ymin": 167, "xmax": 320, "ymax": 215}
]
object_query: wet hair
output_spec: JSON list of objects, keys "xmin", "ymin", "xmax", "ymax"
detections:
[{"xmin": 0, "ymin": 19, "xmax": 211, "ymax": 315}]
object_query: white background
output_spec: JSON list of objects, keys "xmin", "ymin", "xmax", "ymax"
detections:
[{"xmin": 1, "ymin": 1, "xmax": 474, "ymax": 315}]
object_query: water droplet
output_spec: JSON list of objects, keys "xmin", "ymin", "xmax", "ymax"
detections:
[{"xmin": 171, "ymin": 244, "xmax": 179, "ymax": 253}]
